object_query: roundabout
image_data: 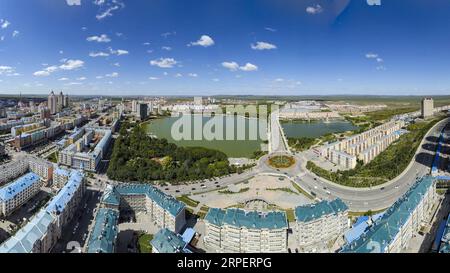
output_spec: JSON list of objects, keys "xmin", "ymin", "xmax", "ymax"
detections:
[{"xmin": 267, "ymin": 155, "xmax": 296, "ymax": 169}]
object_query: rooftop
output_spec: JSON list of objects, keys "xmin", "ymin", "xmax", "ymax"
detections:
[
  {"xmin": 0, "ymin": 210, "xmax": 55, "ymax": 253},
  {"xmin": 86, "ymin": 208, "xmax": 119, "ymax": 253},
  {"xmin": 295, "ymin": 199, "xmax": 348, "ymax": 223},
  {"xmin": 340, "ymin": 176, "xmax": 435, "ymax": 253},
  {"xmin": 46, "ymin": 170, "xmax": 83, "ymax": 215},
  {"xmin": 150, "ymin": 228, "xmax": 188, "ymax": 253},
  {"xmin": 0, "ymin": 172, "xmax": 41, "ymax": 202},
  {"xmin": 101, "ymin": 183, "xmax": 185, "ymax": 217},
  {"xmin": 439, "ymin": 215, "xmax": 450, "ymax": 253},
  {"xmin": 204, "ymin": 208, "xmax": 288, "ymax": 230}
]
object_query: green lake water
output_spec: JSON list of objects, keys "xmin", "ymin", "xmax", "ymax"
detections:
[{"xmin": 144, "ymin": 115, "xmax": 265, "ymax": 158}]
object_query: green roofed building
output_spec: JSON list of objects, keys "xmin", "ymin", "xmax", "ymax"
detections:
[
  {"xmin": 101, "ymin": 184, "xmax": 186, "ymax": 233},
  {"xmin": 294, "ymin": 198, "xmax": 349, "ymax": 251},
  {"xmin": 204, "ymin": 208, "xmax": 288, "ymax": 253},
  {"xmin": 86, "ymin": 208, "xmax": 119, "ymax": 253},
  {"xmin": 151, "ymin": 228, "xmax": 188, "ymax": 253},
  {"xmin": 340, "ymin": 176, "xmax": 437, "ymax": 253}
]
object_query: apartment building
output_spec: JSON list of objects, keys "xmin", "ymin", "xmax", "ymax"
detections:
[
  {"xmin": 151, "ymin": 228, "xmax": 189, "ymax": 253},
  {"xmin": 318, "ymin": 120, "xmax": 406, "ymax": 169},
  {"xmin": 58, "ymin": 128, "xmax": 111, "ymax": 172},
  {"xmin": 52, "ymin": 168, "xmax": 71, "ymax": 189},
  {"xmin": 422, "ymin": 98, "xmax": 434, "ymax": 119},
  {"xmin": 28, "ymin": 157, "xmax": 54, "ymax": 184},
  {"xmin": 86, "ymin": 208, "xmax": 119, "ymax": 253},
  {"xmin": 101, "ymin": 184, "xmax": 186, "ymax": 233},
  {"xmin": 0, "ymin": 172, "xmax": 42, "ymax": 217},
  {"xmin": 0, "ymin": 170, "xmax": 85, "ymax": 253},
  {"xmin": 0, "ymin": 159, "xmax": 29, "ymax": 185},
  {"xmin": 439, "ymin": 215, "xmax": 450, "ymax": 253},
  {"xmin": 204, "ymin": 208, "xmax": 288, "ymax": 253},
  {"xmin": 340, "ymin": 176, "xmax": 437, "ymax": 253},
  {"xmin": 294, "ymin": 199, "xmax": 349, "ymax": 250}
]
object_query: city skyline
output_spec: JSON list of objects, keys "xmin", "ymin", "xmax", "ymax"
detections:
[{"xmin": 1, "ymin": 0, "xmax": 450, "ymax": 96}]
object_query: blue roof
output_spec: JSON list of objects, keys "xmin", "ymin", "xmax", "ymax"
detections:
[
  {"xmin": 0, "ymin": 172, "xmax": 41, "ymax": 202},
  {"xmin": 344, "ymin": 219, "xmax": 369, "ymax": 244},
  {"xmin": 151, "ymin": 228, "xmax": 188, "ymax": 253},
  {"xmin": 340, "ymin": 176, "xmax": 435, "ymax": 253},
  {"xmin": 295, "ymin": 199, "xmax": 348, "ymax": 223},
  {"xmin": 0, "ymin": 210, "xmax": 55, "ymax": 253},
  {"xmin": 54, "ymin": 168, "xmax": 70, "ymax": 177},
  {"xmin": 181, "ymin": 228, "xmax": 196, "ymax": 244},
  {"xmin": 205, "ymin": 208, "xmax": 287, "ymax": 230},
  {"xmin": 46, "ymin": 170, "xmax": 83, "ymax": 214},
  {"xmin": 439, "ymin": 215, "xmax": 450, "ymax": 253},
  {"xmin": 102, "ymin": 184, "xmax": 185, "ymax": 216},
  {"xmin": 86, "ymin": 208, "xmax": 119, "ymax": 253}
]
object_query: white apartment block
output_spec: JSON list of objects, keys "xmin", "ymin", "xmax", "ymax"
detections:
[
  {"xmin": 0, "ymin": 159, "xmax": 29, "ymax": 185},
  {"xmin": 422, "ymin": 98, "xmax": 434, "ymax": 119},
  {"xmin": 341, "ymin": 176, "xmax": 436, "ymax": 253},
  {"xmin": 294, "ymin": 199, "xmax": 349, "ymax": 250},
  {"xmin": 101, "ymin": 184, "xmax": 186, "ymax": 233},
  {"xmin": 0, "ymin": 172, "xmax": 43, "ymax": 217},
  {"xmin": 204, "ymin": 208, "xmax": 288, "ymax": 253},
  {"xmin": 28, "ymin": 157, "xmax": 54, "ymax": 184},
  {"xmin": 318, "ymin": 120, "xmax": 406, "ymax": 169}
]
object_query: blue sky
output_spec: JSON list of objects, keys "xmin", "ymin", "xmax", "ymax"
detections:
[{"xmin": 1, "ymin": 0, "xmax": 450, "ymax": 96}]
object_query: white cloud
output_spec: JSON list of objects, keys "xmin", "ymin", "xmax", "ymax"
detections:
[
  {"xmin": 188, "ymin": 73, "xmax": 198, "ymax": 77},
  {"xmin": 265, "ymin": 27, "xmax": 277, "ymax": 32},
  {"xmin": 150, "ymin": 58, "xmax": 178, "ymax": 68},
  {"xmin": 94, "ymin": 0, "xmax": 125, "ymax": 20},
  {"xmin": 77, "ymin": 77, "xmax": 87, "ymax": 81},
  {"xmin": 376, "ymin": 57, "xmax": 384, "ymax": 63},
  {"xmin": 0, "ymin": 65, "xmax": 16, "ymax": 76},
  {"xmin": 212, "ymin": 78, "xmax": 220, "ymax": 82},
  {"xmin": 58, "ymin": 77, "xmax": 70, "ymax": 81},
  {"xmin": 222, "ymin": 61, "xmax": 258, "ymax": 72},
  {"xmin": 96, "ymin": 76, "xmax": 104, "ymax": 79},
  {"xmin": 112, "ymin": 62, "xmax": 120, "ymax": 67},
  {"xmin": 65, "ymin": 82, "xmax": 83, "ymax": 86},
  {"xmin": 108, "ymin": 47, "xmax": 129, "ymax": 56},
  {"xmin": 175, "ymin": 73, "xmax": 183, "ymax": 78},
  {"xmin": 189, "ymin": 35, "xmax": 215, "ymax": 47},
  {"xmin": 89, "ymin": 51, "xmax": 110, "ymax": 57},
  {"xmin": 105, "ymin": 72, "xmax": 119, "ymax": 78},
  {"xmin": 239, "ymin": 63, "xmax": 258, "ymax": 72},
  {"xmin": 33, "ymin": 59, "xmax": 84, "ymax": 77},
  {"xmin": 143, "ymin": 42, "xmax": 151, "ymax": 46},
  {"xmin": 12, "ymin": 30, "xmax": 19, "ymax": 38},
  {"xmin": 162, "ymin": 46, "xmax": 172, "ymax": 51},
  {"xmin": 274, "ymin": 78, "xmax": 284, "ymax": 82},
  {"xmin": 33, "ymin": 71, "xmax": 51, "ymax": 77},
  {"xmin": 222, "ymin": 61, "xmax": 239, "ymax": 71},
  {"xmin": 66, "ymin": 0, "xmax": 81, "ymax": 6},
  {"xmin": 251, "ymin": 41, "xmax": 277, "ymax": 50},
  {"xmin": 81, "ymin": 27, "xmax": 88, "ymax": 31},
  {"xmin": 161, "ymin": 31, "xmax": 176, "ymax": 38},
  {"xmin": 149, "ymin": 77, "xmax": 159, "ymax": 80},
  {"xmin": 87, "ymin": 34, "xmax": 111, "ymax": 43},
  {"xmin": 365, "ymin": 53, "xmax": 379, "ymax": 59},
  {"xmin": 0, "ymin": 19, "xmax": 11, "ymax": 29},
  {"xmin": 306, "ymin": 5, "xmax": 323, "ymax": 15},
  {"xmin": 59, "ymin": 59, "xmax": 84, "ymax": 70}
]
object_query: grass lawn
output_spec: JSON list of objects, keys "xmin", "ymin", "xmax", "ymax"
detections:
[
  {"xmin": 138, "ymin": 233, "xmax": 153, "ymax": 253},
  {"xmin": 284, "ymin": 209, "xmax": 296, "ymax": 222},
  {"xmin": 218, "ymin": 187, "xmax": 250, "ymax": 194},
  {"xmin": 291, "ymin": 182, "xmax": 314, "ymax": 200},
  {"xmin": 176, "ymin": 195, "xmax": 200, "ymax": 207}
]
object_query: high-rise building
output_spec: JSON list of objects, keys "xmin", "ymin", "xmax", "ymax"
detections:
[
  {"xmin": 131, "ymin": 100, "xmax": 138, "ymax": 113},
  {"xmin": 137, "ymin": 103, "xmax": 148, "ymax": 120},
  {"xmin": 48, "ymin": 91, "xmax": 57, "ymax": 114},
  {"xmin": 422, "ymin": 97, "xmax": 434, "ymax": 119},
  {"xmin": 58, "ymin": 91, "xmax": 64, "ymax": 112},
  {"xmin": 63, "ymin": 94, "xmax": 69, "ymax": 108}
]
